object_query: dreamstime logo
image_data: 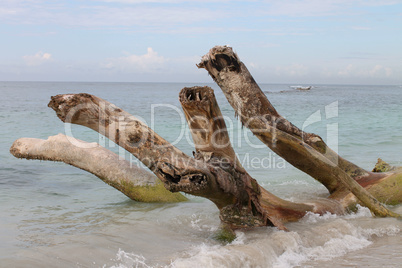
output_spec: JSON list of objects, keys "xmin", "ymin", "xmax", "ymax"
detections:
[{"xmin": 63, "ymin": 101, "xmax": 339, "ymax": 169}]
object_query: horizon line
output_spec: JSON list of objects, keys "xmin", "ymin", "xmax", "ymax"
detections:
[{"xmin": 1, "ymin": 80, "xmax": 400, "ymax": 87}]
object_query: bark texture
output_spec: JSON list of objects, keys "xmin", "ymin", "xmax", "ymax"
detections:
[
  {"xmin": 10, "ymin": 134, "xmax": 187, "ymax": 202},
  {"xmin": 180, "ymin": 86, "xmax": 344, "ymax": 229},
  {"xmin": 47, "ymin": 93, "xmax": 223, "ymax": 201},
  {"xmin": 197, "ymin": 45, "xmax": 399, "ymax": 218},
  {"xmin": 9, "ymin": 46, "xmax": 401, "ymax": 233},
  {"xmin": 44, "ymin": 90, "xmax": 347, "ymax": 230}
]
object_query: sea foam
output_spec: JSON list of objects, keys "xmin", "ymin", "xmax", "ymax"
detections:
[{"xmin": 106, "ymin": 206, "xmax": 400, "ymax": 268}]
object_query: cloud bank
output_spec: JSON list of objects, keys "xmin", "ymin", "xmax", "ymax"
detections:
[{"xmin": 23, "ymin": 52, "xmax": 53, "ymax": 66}]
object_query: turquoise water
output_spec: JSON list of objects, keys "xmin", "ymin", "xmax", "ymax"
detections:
[{"xmin": 0, "ymin": 82, "xmax": 401, "ymax": 267}]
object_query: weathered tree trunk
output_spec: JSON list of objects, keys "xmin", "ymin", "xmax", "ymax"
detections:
[
  {"xmin": 9, "ymin": 46, "xmax": 401, "ymax": 234},
  {"xmin": 42, "ymin": 91, "xmax": 352, "ymax": 230},
  {"xmin": 179, "ymin": 86, "xmax": 345, "ymax": 229},
  {"xmin": 10, "ymin": 133, "xmax": 187, "ymax": 202},
  {"xmin": 197, "ymin": 45, "xmax": 400, "ymax": 217},
  {"xmin": 46, "ymin": 94, "xmax": 226, "ymax": 204}
]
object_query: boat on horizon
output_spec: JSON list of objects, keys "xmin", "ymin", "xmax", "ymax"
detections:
[{"xmin": 290, "ymin": 85, "xmax": 312, "ymax": 90}]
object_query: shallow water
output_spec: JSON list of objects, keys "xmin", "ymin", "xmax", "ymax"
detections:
[{"xmin": 0, "ymin": 82, "xmax": 401, "ymax": 267}]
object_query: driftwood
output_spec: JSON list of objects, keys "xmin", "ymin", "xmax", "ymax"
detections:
[
  {"xmin": 10, "ymin": 46, "xmax": 401, "ymax": 235},
  {"xmin": 196, "ymin": 46, "xmax": 401, "ymax": 217},
  {"xmin": 10, "ymin": 134, "xmax": 187, "ymax": 202}
]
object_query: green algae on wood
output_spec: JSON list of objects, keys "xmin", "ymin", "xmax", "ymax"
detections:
[
  {"xmin": 211, "ymin": 224, "xmax": 237, "ymax": 244},
  {"xmin": 117, "ymin": 180, "xmax": 188, "ymax": 203},
  {"xmin": 372, "ymin": 158, "xmax": 395, "ymax": 172},
  {"xmin": 10, "ymin": 135, "xmax": 188, "ymax": 203},
  {"xmin": 367, "ymin": 171, "xmax": 402, "ymax": 206}
]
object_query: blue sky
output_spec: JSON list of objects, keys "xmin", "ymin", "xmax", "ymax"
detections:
[{"xmin": 1, "ymin": 0, "xmax": 401, "ymax": 84}]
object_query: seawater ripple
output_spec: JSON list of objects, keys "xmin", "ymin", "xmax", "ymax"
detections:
[{"xmin": 0, "ymin": 82, "xmax": 401, "ymax": 267}]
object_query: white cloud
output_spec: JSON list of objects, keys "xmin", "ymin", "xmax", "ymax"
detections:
[
  {"xmin": 0, "ymin": 7, "xmax": 19, "ymax": 16},
  {"xmin": 1, "ymin": 0, "xmax": 398, "ymax": 35},
  {"xmin": 0, "ymin": 0, "xmax": 41, "ymax": 18},
  {"xmin": 338, "ymin": 64, "xmax": 393, "ymax": 78},
  {"xmin": 97, "ymin": 0, "xmax": 231, "ymax": 3},
  {"xmin": 276, "ymin": 63, "xmax": 309, "ymax": 77},
  {"xmin": 247, "ymin": 62, "xmax": 258, "ymax": 69},
  {"xmin": 1, "ymin": 2, "xmax": 223, "ymax": 29},
  {"xmin": 338, "ymin": 64, "xmax": 355, "ymax": 76},
  {"xmin": 23, "ymin": 51, "xmax": 53, "ymax": 66},
  {"xmin": 256, "ymin": 0, "xmax": 399, "ymax": 17},
  {"xmin": 369, "ymin": 65, "xmax": 393, "ymax": 77},
  {"xmin": 100, "ymin": 0, "xmax": 398, "ymax": 7},
  {"xmin": 101, "ymin": 47, "xmax": 166, "ymax": 73}
]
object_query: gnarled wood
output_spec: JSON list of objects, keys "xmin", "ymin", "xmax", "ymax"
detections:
[
  {"xmin": 9, "ymin": 46, "xmax": 401, "ymax": 234},
  {"xmin": 47, "ymin": 93, "xmax": 228, "ymax": 203},
  {"xmin": 43, "ymin": 91, "xmax": 348, "ymax": 230},
  {"xmin": 197, "ymin": 46, "xmax": 383, "ymax": 191},
  {"xmin": 10, "ymin": 134, "xmax": 187, "ymax": 202},
  {"xmin": 179, "ymin": 86, "xmax": 345, "ymax": 229},
  {"xmin": 197, "ymin": 45, "xmax": 399, "ymax": 218},
  {"xmin": 179, "ymin": 86, "xmax": 241, "ymax": 169}
]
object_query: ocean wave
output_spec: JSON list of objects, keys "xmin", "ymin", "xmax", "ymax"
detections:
[
  {"xmin": 105, "ymin": 206, "xmax": 400, "ymax": 268},
  {"xmin": 108, "ymin": 249, "xmax": 151, "ymax": 268}
]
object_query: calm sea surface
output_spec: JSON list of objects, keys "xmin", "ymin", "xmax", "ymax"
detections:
[{"xmin": 0, "ymin": 82, "xmax": 401, "ymax": 267}]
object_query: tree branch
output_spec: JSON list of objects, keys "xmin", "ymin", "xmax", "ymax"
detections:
[
  {"xmin": 179, "ymin": 86, "xmax": 243, "ymax": 170},
  {"xmin": 47, "ymin": 93, "xmax": 238, "ymax": 208},
  {"xmin": 10, "ymin": 134, "xmax": 187, "ymax": 202},
  {"xmin": 179, "ymin": 86, "xmax": 346, "ymax": 229},
  {"xmin": 198, "ymin": 45, "xmax": 399, "ymax": 218}
]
